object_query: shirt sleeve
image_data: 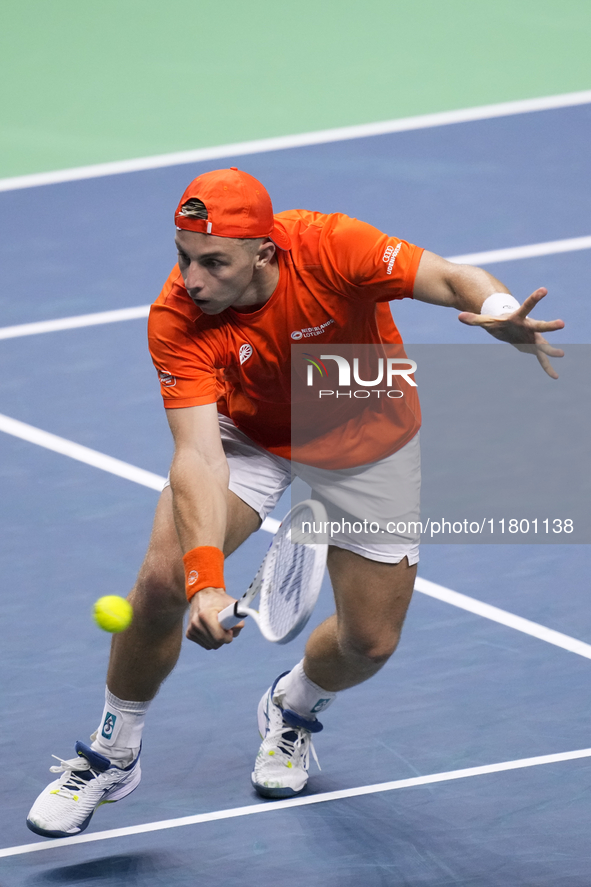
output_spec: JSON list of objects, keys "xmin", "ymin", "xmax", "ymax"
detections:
[
  {"xmin": 318, "ymin": 213, "xmax": 424, "ymax": 302},
  {"xmin": 148, "ymin": 270, "xmax": 223, "ymax": 409}
]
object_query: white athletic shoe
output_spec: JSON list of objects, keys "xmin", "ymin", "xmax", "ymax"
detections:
[
  {"xmin": 26, "ymin": 741, "xmax": 141, "ymax": 838},
  {"xmin": 252, "ymin": 673, "xmax": 322, "ymax": 799}
]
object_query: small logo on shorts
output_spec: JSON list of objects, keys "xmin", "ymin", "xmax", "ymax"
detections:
[
  {"xmin": 239, "ymin": 343, "xmax": 253, "ymax": 365},
  {"xmin": 158, "ymin": 369, "xmax": 177, "ymax": 387},
  {"xmin": 101, "ymin": 712, "xmax": 117, "ymax": 739},
  {"xmin": 187, "ymin": 570, "xmax": 199, "ymax": 585}
]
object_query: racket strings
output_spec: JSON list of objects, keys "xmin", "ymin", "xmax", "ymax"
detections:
[
  {"xmin": 262, "ymin": 537, "xmax": 318, "ymax": 640},
  {"xmin": 257, "ymin": 501, "xmax": 327, "ymax": 643}
]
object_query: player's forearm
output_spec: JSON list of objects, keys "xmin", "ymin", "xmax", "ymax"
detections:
[
  {"xmin": 443, "ymin": 264, "xmax": 510, "ymax": 312},
  {"xmin": 169, "ymin": 449, "xmax": 229, "ymax": 554},
  {"xmin": 413, "ymin": 250, "xmax": 511, "ymax": 311}
]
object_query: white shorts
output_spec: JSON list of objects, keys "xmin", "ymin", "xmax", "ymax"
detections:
[{"xmin": 218, "ymin": 415, "xmax": 420, "ymax": 566}]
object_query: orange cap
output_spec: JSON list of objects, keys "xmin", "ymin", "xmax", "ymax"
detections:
[{"xmin": 174, "ymin": 167, "xmax": 291, "ymax": 250}]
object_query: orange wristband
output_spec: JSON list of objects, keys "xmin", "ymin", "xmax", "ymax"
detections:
[{"xmin": 182, "ymin": 546, "xmax": 225, "ymax": 601}]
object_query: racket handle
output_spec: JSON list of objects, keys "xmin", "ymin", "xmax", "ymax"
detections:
[{"xmin": 218, "ymin": 602, "xmax": 246, "ymax": 629}]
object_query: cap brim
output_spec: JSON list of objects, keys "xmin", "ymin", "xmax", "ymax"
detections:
[{"xmin": 270, "ymin": 219, "xmax": 291, "ymax": 250}]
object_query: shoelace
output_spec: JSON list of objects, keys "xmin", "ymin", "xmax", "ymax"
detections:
[
  {"xmin": 49, "ymin": 755, "xmax": 101, "ymax": 799},
  {"xmin": 275, "ymin": 727, "xmax": 321, "ymax": 771}
]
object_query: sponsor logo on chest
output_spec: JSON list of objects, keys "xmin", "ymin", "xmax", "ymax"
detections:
[{"xmin": 291, "ymin": 317, "xmax": 335, "ymax": 341}]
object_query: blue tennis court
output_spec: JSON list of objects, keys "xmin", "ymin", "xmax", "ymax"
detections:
[{"xmin": 1, "ymin": 100, "xmax": 591, "ymax": 885}]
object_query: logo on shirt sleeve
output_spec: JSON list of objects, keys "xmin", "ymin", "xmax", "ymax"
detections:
[
  {"xmin": 157, "ymin": 369, "xmax": 177, "ymax": 387},
  {"xmin": 382, "ymin": 243, "xmax": 401, "ymax": 275},
  {"xmin": 239, "ymin": 343, "xmax": 253, "ymax": 365}
]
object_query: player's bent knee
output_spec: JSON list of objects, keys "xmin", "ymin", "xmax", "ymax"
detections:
[{"xmin": 339, "ymin": 631, "xmax": 400, "ymax": 666}]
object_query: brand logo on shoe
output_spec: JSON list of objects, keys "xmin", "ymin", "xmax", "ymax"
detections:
[
  {"xmin": 101, "ymin": 712, "xmax": 117, "ymax": 739},
  {"xmin": 187, "ymin": 570, "xmax": 199, "ymax": 585}
]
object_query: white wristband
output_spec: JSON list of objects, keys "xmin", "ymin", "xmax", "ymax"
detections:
[{"xmin": 480, "ymin": 292, "xmax": 521, "ymax": 317}]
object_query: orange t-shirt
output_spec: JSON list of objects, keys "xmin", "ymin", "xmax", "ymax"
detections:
[{"xmin": 148, "ymin": 210, "xmax": 423, "ymax": 466}]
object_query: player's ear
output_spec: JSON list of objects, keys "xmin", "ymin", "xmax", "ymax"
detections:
[{"xmin": 255, "ymin": 239, "xmax": 276, "ymax": 268}]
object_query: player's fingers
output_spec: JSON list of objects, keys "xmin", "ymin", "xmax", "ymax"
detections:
[
  {"xmin": 186, "ymin": 627, "xmax": 228, "ymax": 650},
  {"xmin": 203, "ymin": 608, "xmax": 237, "ymax": 645},
  {"xmin": 186, "ymin": 612, "xmax": 233, "ymax": 649},
  {"xmin": 514, "ymin": 287, "xmax": 547, "ymax": 318},
  {"xmin": 513, "ymin": 343, "xmax": 560, "ymax": 378},
  {"xmin": 535, "ymin": 348, "xmax": 559, "ymax": 379},
  {"xmin": 514, "ymin": 337, "xmax": 564, "ymax": 358},
  {"xmin": 185, "ymin": 627, "xmax": 213, "ymax": 649},
  {"xmin": 185, "ymin": 619, "xmax": 213, "ymax": 648},
  {"xmin": 521, "ymin": 341, "xmax": 564, "ymax": 358},
  {"xmin": 536, "ymin": 342, "xmax": 564, "ymax": 357},
  {"xmin": 458, "ymin": 311, "xmax": 491, "ymax": 326},
  {"xmin": 524, "ymin": 318, "xmax": 565, "ymax": 333}
]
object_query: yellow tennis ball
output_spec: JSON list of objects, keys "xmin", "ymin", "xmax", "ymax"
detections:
[{"xmin": 93, "ymin": 596, "xmax": 133, "ymax": 633}]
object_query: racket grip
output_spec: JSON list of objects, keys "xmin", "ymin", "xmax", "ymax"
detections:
[{"xmin": 218, "ymin": 602, "xmax": 245, "ymax": 629}]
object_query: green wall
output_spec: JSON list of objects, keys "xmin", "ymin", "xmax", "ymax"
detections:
[{"xmin": 0, "ymin": 0, "xmax": 590, "ymax": 178}]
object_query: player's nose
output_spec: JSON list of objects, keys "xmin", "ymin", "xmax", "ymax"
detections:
[{"xmin": 184, "ymin": 262, "xmax": 205, "ymax": 292}]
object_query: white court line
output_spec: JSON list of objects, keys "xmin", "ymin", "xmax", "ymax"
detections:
[
  {"xmin": 0, "ymin": 412, "xmax": 280, "ymax": 533},
  {"xmin": 1, "ymin": 234, "xmax": 589, "ymax": 341},
  {"xmin": 446, "ymin": 234, "xmax": 591, "ymax": 266},
  {"xmin": 261, "ymin": 516, "xmax": 281, "ymax": 533},
  {"xmin": 0, "ymin": 413, "xmax": 165, "ymax": 492},
  {"xmin": 414, "ymin": 577, "xmax": 591, "ymax": 660},
  {"xmin": 2, "ymin": 745, "xmax": 591, "ymax": 859},
  {"xmin": 1, "ymin": 89, "xmax": 590, "ymax": 193},
  {"xmin": 0, "ymin": 305, "xmax": 149, "ymax": 340},
  {"xmin": 0, "ymin": 412, "xmax": 588, "ymax": 650}
]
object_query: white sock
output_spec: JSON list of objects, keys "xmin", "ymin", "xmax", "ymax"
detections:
[
  {"xmin": 91, "ymin": 688, "xmax": 150, "ymax": 766},
  {"xmin": 274, "ymin": 660, "xmax": 337, "ymax": 720}
]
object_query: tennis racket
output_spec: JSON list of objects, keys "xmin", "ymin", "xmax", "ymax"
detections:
[{"xmin": 218, "ymin": 499, "xmax": 328, "ymax": 644}]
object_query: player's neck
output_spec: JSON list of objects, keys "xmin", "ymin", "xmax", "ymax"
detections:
[{"xmin": 232, "ymin": 258, "xmax": 280, "ymax": 314}]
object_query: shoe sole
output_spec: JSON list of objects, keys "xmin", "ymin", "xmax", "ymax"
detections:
[
  {"xmin": 26, "ymin": 763, "xmax": 141, "ymax": 839},
  {"xmin": 250, "ymin": 773, "xmax": 306, "ymax": 799}
]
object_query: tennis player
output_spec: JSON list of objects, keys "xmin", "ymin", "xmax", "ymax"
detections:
[{"xmin": 27, "ymin": 168, "xmax": 564, "ymax": 837}]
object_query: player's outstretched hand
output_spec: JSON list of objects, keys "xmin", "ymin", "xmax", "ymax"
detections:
[
  {"xmin": 186, "ymin": 587, "xmax": 244, "ymax": 650},
  {"xmin": 458, "ymin": 288, "xmax": 565, "ymax": 379}
]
